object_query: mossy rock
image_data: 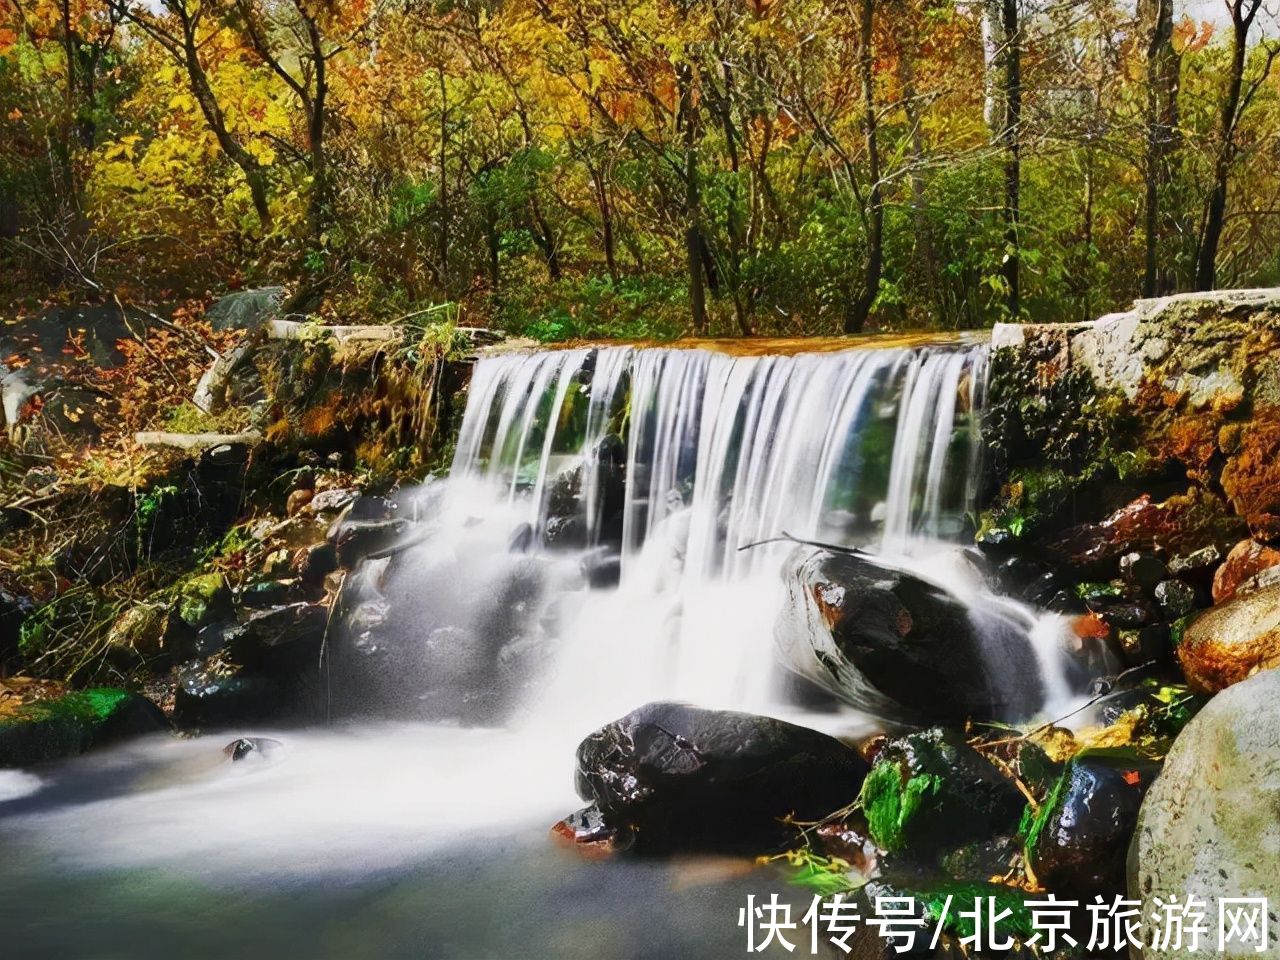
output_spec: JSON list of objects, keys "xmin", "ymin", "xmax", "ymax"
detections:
[
  {"xmin": 0, "ymin": 688, "xmax": 168, "ymax": 768},
  {"xmin": 859, "ymin": 728, "xmax": 1024, "ymax": 857},
  {"xmin": 1022, "ymin": 747, "xmax": 1161, "ymax": 896},
  {"xmin": 106, "ymin": 603, "xmax": 170, "ymax": 659},
  {"xmin": 175, "ymin": 572, "xmax": 231, "ymax": 629}
]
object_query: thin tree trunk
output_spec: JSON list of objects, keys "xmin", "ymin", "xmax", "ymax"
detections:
[
  {"xmin": 1195, "ymin": 15, "xmax": 1249, "ymax": 291},
  {"xmin": 438, "ymin": 66, "xmax": 450, "ymax": 284},
  {"xmin": 1143, "ymin": 0, "xmax": 1178, "ymax": 297},
  {"xmin": 679, "ymin": 62, "xmax": 707, "ymax": 334},
  {"xmin": 846, "ymin": 0, "xmax": 882, "ymax": 335},
  {"xmin": 1000, "ymin": 0, "xmax": 1021, "ymax": 318}
]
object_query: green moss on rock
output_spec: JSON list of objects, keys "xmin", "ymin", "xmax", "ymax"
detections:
[
  {"xmin": 0, "ymin": 687, "xmax": 168, "ymax": 768},
  {"xmin": 858, "ymin": 728, "xmax": 1024, "ymax": 857}
]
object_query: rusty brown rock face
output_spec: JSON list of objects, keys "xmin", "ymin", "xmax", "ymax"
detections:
[
  {"xmin": 1177, "ymin": 583, "xmax": 1280, "ymax": 693},
  {"xmin": 1212, "ymin": 538, "xmax": 1280, "ymax": 604}
]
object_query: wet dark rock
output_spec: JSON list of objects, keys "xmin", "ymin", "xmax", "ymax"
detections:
[
  {"xmin": 776, "ymin": 548, "xmax": 1045, "ymax": 723},
  {"xmin": 347, "ymin": 494, "xmax": 393, "ymax": 521},
  {"xmin": 238, "ymin": 580, "xmax": 296, "ymax": 609},
  {"xmin": 543, "ymin": 514, "xmax": 587, "ymax": 550},
  {"xmin": 571, "ymin": 701, "xmax": 868, "ymax": 855},
  {"xmin": 173, "ymin": 665, "xmax": 285, "ymax": 730},
  {"xmin": 199, "ymin": 442, "xmax": 252, "ymax": 470},
  {"xmin": 1019, "ymin": 570, "xmax": 1064, "ymax": 607},
  {"xmin": 1119, "ymin": 552, "xmax": 1166, "ymax": 593},
  {"xmin": 0, "ymin": 688, "xmax": 168, "ymax": 768},
  {"xmin": 223, "ymin": 736, "xmax": 284, "ymax": 762},
  {"xmin": 1015, "ymin": 741, "xmax": 1061, "ymax": 794},
  {"xmin": 1048, "ymin": 491, "xmax": 1245, "ymax": 575},
  {"xmin": 1092, "ymin": 600, "xmax": 1154, "ymax": 629},
  {"xmin": 1177, "ymin": 582, "xmax": 1280, "ymax": 693},
  {"xmin": 226, "ymin": 602, "xmax": 329, "ymax": 673},
  {"xmin": 1024, "ymin": 747, "xmax": 1160, "ymax": 896},
  {"xmin": 1152, "ymin": 578, "xmax": 1198, "ymax": 619},
  {"xmin": 1166, "ymin": 544, "xmax": 1221, "ymax": 580},
  {"xmin": 332, "ymin": 518, "xmax": 407, "ymax": 568},
  {"xmin": 580, "ymin": 549, "xmax": 621, "ymax": 588},
  {"xmin": 295, "ymin": 542, "xmax": 338, "ymax": 588},
  {"xmin": 859, "ymin": 728, "xmax": 1024, "ymax": 857},
  {"xmin": 1117, "ymin": 626, "xmax": 1168, "ymax": 668}
]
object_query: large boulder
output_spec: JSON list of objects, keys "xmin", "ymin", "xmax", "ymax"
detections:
[
  {"xmin": 1128, "ymin": 667, "xmax": 1280, "ymax": 958},
  {"xmin": 776, "ymin": 548, "xmax": 1046, "ymax": 723},
  {"xmin": 569, "ymin": 701, "xmax": 868, "ymax": 854},
  {"xmin": 1023, "ymin": 747, "xmax": 1160, "ymax": 896},
  {"xmin": 859, "ymin": 728, "xmax": 1024, "ymax": 857},
  {"xmin": 0, "ymin": 688, "xmax": 168, "ymax": 767},
  {"xmin": 1177, "ymin": 583, "xmax": 1280, "ymax": 693}
]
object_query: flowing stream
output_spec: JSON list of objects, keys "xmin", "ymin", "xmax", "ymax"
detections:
[{"xmin": 0, "ymin": 337, "xmax": 1082, "ymax": 959}]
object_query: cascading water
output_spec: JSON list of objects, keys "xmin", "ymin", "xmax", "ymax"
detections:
[{"xmin": 429, "ymin": 337, "xmax": 1072, "ymax": 726}]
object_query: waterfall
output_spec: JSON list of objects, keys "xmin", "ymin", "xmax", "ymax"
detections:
[
  {"xmin": 392, "ymin": 337, "xmax": 1073, "ymax": 726},
  {"xmin": 452, "ymin": 340, "xmax": 989, "ymax": 568}
]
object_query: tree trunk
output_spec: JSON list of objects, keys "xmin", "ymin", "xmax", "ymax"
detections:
[
  {"xmin": 895, "ymin": 19, "xmax": 940, "ymax": 315},
  {"xmin": 1143, "ymin": 0, "xmax": 1179, "ymax": 297},
  {"xmin": 1194, "ymin": 17, "xmax": 1248, "ymax": 292},
  {"xmin": 846, "ymin": 0, "xmax": 882, "ymax": 335},
  {"xmin": 436, "ymin": 67, "xmax": 450, "ymax": 287},
  {"xmin": 679, "ymin": 62, "xmax": 707, "ymax": 334},
  {"xmin": 999, "ymin": 0, "xmax": 1021, "ymax": 318}
]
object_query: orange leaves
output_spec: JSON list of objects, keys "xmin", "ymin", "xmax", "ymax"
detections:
[
  {"xmin": 1173, "ymin": 17, "xmax": 1214, "ymax": 55},
  {"xmin": 0, "ymin": 26, "xmax": 17, "ymax": 55}
]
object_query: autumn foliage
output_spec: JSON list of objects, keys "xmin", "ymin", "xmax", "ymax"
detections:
[{"xmin": 3, "ymin": 0, "xmax": 1280, "ymax": 338}]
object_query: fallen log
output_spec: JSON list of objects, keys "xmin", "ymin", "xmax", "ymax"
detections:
[
  {"xmin": 192, "ymin": 329, "xmax": 266, "ymax": 414},
  {"xmin": 134, "ymin": 430, "xmax": 262, "ymax": 451},
  {"xmin": 265, "ymin": 319, "xmax": 400, "ymax": 343}
]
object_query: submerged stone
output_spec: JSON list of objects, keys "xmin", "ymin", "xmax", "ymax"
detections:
[
  {"xmin": 223, "ymin": 736, "xmax": 283, "ymax": 762},
  {"xmin": 570, "ymin": 701, "xmax": 867, "ymax": 855},
  {"xmin": 1023, "ymin": 747, "xmax": 1160, "ymax": 897},
  {"xmin": 858, "ymin": 728, "xmax": 1023, "ymax": 857},
  {"xmin": 550, "ymin": 803, "xmax": 634, "ymax": 857},
  {"xmin": 0, "ymin": 688, "xmax": 168, "ymax": 767}
]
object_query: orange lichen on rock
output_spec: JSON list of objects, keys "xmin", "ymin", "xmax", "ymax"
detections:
[
  {"xmin": 1219, "ymin": 410, "xmax": 1280, "ymax": 541},
  {"xmin": 1212, "ymin": 539, "xmax": 1280, "ymax": 603}
]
